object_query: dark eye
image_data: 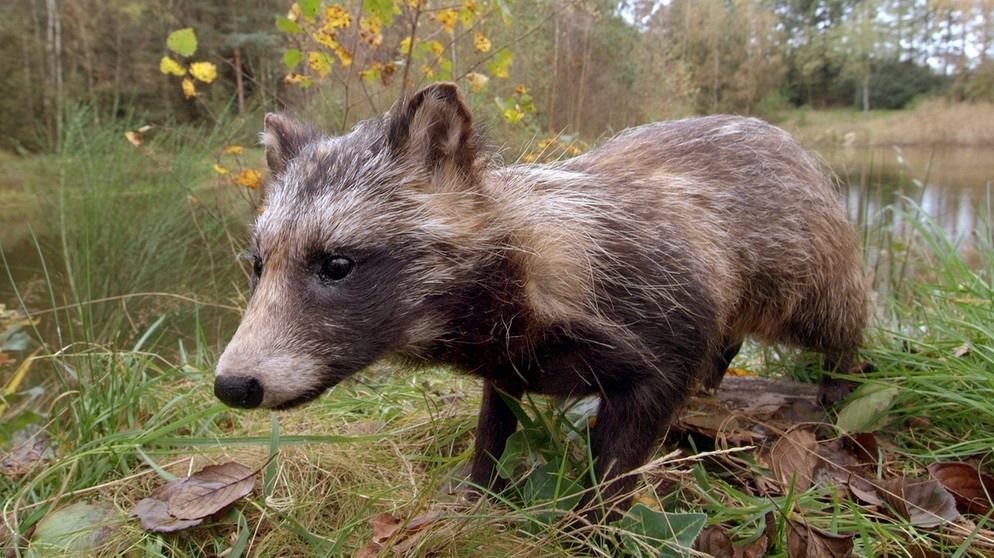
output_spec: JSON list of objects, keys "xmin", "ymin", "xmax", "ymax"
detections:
[
  {"xmin": 317, "ymin": 255, "xmax": 354, "ymax": 283},
  {"xmin": 244, "ymin": 252, "xmax": 263, "ymax": 291}
]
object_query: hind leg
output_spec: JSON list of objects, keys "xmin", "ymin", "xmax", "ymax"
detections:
[{"xmin": 817, "ymin": 352, "xmax": 861, "ymax": 406}]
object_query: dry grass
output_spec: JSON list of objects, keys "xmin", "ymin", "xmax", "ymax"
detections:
[{"xmin": 783, "ymin": 100, "xmax": 994, "ymax": 147}]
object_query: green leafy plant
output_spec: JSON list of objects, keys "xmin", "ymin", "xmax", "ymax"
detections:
[{"xmin": 160, "ymin": 28, "xmax": 219, "ymax": 100}]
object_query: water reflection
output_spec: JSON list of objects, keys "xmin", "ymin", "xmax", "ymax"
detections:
[{"xmin": 824, "ymin": 145, "xmax": 994, "ymax": 244}]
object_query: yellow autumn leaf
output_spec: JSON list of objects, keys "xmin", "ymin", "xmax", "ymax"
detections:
[
  {"xmin": 213, "ymin": 164, "xmax": 228, "ymax": 175},
  {"xmin": 515, "ymin": 84, "xmax": 528, "ymax": 95},
  {"xmin": 398, "ymin": 36, "xmax": 412, "ymax": 55},
  {"xmin": 435, "ymin": 9, "xmax": 457, "ymax": 34},
  {"xmin": 181, "ymin": 78, "xmax": 197, "ymax": 99},
  {"xmin": 460, "ymin": 2, "xmax": 479, "ymax": 28},
  {"xmin": 287, "ymin": 3, "xmax": 302, "ymax": 21},
  {"xmin": 359, "ymin": 61, "xmax": 382, "ymax": 84},
  {"xmin": 124, "ymin": 130, "xmax": 143, "ymax": 146},
  {"xmin": 334, "ymin": 44, "xmax": 353, "ymax": 66},
  {"xmin": 428, "ymin": 40, "xmax": 444, "ymax": 57},
  {"xmin": 232, "ymin": 169, "xmax": 263, "ymax": 189},
  {"xmin": 473, "ymin": 30, "xmax": 491, "ymax": 53},
  {"xmin": 284, "ymin": 72, "xmax": 310, "ymax": 86},
  {"xmin": 313, "ymin": 30, "xmax": 338, "ymax": 50},
  {"xmin": 224, "ymin": 145, "xmax": 244, "ymax": 155},
  {"xmin": 323, "ymin": 5, "xmax": 351, "ymax": 28},
  {"xmin": 465, "ymin": 72, "xmax": 489, "ymax": 92},
  {"xmin": 487, "ymin": 49, "xmax": 513, "ymax": 78},
  {"xmin": 159, "ymin": 56, "xmax": 186, "ymax": 76},
  {"xmin": 359, "ymin": 16, "xmax": 382, "ymax": 48},
  {"xmin": 189, "ymin": 61, "xmax": 217, "ymax": 83},
  {"xmin": 308, "ymin": 51, "xmax": 333, "ymax": 77}
]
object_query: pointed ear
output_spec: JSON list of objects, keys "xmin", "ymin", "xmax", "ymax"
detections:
[
  {"xmin": 387, "ymin": 82, "xmax": 479, "ymax": 173},
  {"xmin": 261, "ymin": 113, "xmax": 316, "ymax": 176}
]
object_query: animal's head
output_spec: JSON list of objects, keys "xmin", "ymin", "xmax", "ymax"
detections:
[{"xmin": 213, "ymin": 83, "xmax": 489, "ymax": 410}]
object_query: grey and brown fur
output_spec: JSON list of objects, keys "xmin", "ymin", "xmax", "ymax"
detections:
[{"xmin": 214, "ymin": 82, "xmax": 866, "ymax": 518}]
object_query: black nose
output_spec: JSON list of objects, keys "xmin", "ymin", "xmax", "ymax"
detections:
[{"xmin": 214, "ymin": 376, "xmax": 264, "ymax": 409}]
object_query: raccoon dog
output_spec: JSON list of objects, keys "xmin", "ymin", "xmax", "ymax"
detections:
[{"xmin": 214, "ymin": 82, "xmax": 866, "ymax": 518}]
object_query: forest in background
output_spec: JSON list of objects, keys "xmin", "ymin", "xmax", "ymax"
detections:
[{"xmin": 1, "ymin": 0, "xmax": 993, "ymax": 153}]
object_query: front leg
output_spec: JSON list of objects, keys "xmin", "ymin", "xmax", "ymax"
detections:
[{"xmin": 469, "ymin": 381, "xmax": 521, "ymax": 493}]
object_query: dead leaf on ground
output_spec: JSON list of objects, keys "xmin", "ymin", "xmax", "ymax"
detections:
[
  {"xmin": 1, "ymin": 438, "xmax": 49, "ymax": 477},
  {"xmin": 841, "ymin": 432, "xmax": 879, "ymax": 465},
  {"xmin": 130, "ymin": 461, "xmax": 256, "ymax": 533},
  {"xmin": 770, "ymin": 428, "xmax": 820, "ymax": 491},
  {"xmin": 848, "ymin": 476, "xmax": 885, "ymax": 507},
  {"xmin": 902, "ymin": 543, "xmax": 943, "ymax": 558},
  {"xmin": 928, "ymin": 461, "xmax": 994, "ymax": 515},
  {"xmin": 168, "ymin": 462, "xmax": 255, "ymax": 519},
  {"xmin": 679, "ymin": 375, "xmax": 827, "ymax": 448},
  {"xmin": 873, "ymin": 477, "xmax": 960, "ymax": 527},
  {"xmin": 695, "ymin": 523, "xmax": 769, "ymax": 558},
  {"xmin": 786, "ymin": 520, "xmax": 854, "ymax": 558},
  {"xmin": 767, "ymin": 428, "xmax": 882, "ymax": 497},
  {"xmin": 811, "ymin": 432, "xmax": 880, "ymax": 488},
  {"xmin": 352, "ymin": 511, "xmax": 442, "ymax": 558}
]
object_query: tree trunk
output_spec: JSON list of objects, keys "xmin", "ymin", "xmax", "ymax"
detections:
[
  {"xmin": 45, "ymin": 0, "xmax": 64, "ymax": 151},
  {"xmin": 862, "ymin": 73, "xmax": 870, "ymax": 116},
  {"xmin": 233, "ymin": 46, "xmax": 245, "ymax": 114}
]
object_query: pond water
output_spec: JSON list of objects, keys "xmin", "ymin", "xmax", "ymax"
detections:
[{"xmin": 823, "ymin": 145, "xmax": 994, "ymax": 246}]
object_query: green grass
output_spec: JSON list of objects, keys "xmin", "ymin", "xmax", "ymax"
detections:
[{"xmin": 3, "ymin": 117, "xmax": 994, "ymax": 556}]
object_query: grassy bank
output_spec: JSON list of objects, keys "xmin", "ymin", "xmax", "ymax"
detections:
[
  {"xmin": 782, "ymin": 99, "xmax": 994, "ymax": 147},
  {"xmin": 2, "ymin": 115, "xmax": 994, "ymax": 556}
]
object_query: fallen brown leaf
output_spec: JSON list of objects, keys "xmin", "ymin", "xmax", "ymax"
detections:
[
  {"xmin": 352, "ymin": 511, "xmax": 442, "ymax": 558},
  {"xmin": 786, "ymin": 520, "xmax": 853, "ymax": 558},
  {"xmin": 1, "ymin": 439, "xmax": 49, "ymax": 477},
  {"xmin": 848, "ymin": 476, "xmax": 884, "ymax": 507},
  {"xmin": 168, "ymin": 462, "xmax": 255, "ymax": 520},
  {"xmin": 874, "ymin": 477, "xmax": 959, "ymax": 527},
  {"xmin": 369, "ymin": 512, "xmax": 403, "ymax": 546},
  {"xmin": 130, "ymin": 461, "xmax": 256, "ymax": 533},
  {"xmin": 770, "ymin": 428, "xmax": 819, "ymax": 491},
  {"xmin": 695, "ymin": 524, "xmax": 768, "ymax": 558},
  {"xmin": 928, "ymin": 461, "xmax": 994, "ymax": 515},
  {"xmin": 811, "ymin": 433, "xmax": 879, "ymax": 488},
  {"xmin": 130, "ymin": 480, "xmax": 204, "ymax": 533},
  {"xmin": 841, "ymin": 432, "xmax": 879, "ymax": 466}
]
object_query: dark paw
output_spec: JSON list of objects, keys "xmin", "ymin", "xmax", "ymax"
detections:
[{"xmin": 817, "ymin": 375, "xmax": 856, "ymax": 407}]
